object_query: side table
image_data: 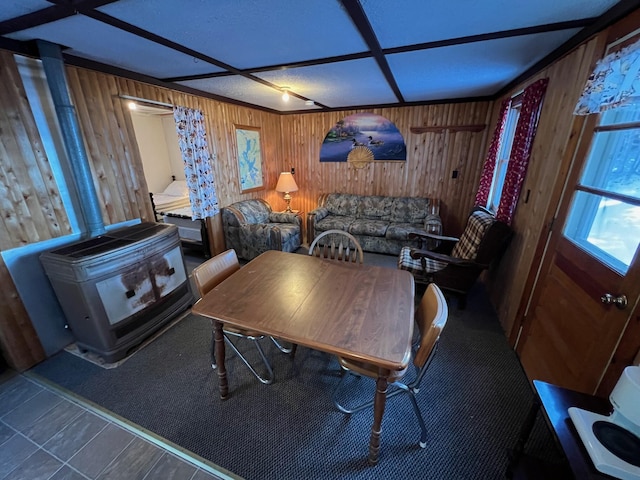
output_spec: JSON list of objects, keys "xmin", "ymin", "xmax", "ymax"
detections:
[{"xmin": 507, "ymin": 380, "xmax": 615, "ymax": 479}]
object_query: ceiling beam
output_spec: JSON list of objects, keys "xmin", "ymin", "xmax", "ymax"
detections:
[
  {"xmin": 165, "ymin": 51, "xmax": 372, "ymax": 82},
  {"xmin": 495, "ymin": 0, "xmax": 640, "ymax": 97},
  {"xmin": 76, "ymin": 7, "xmax": 327, "ymax": 108},
  {"xmin": 62, "ymin": 53, "xmax": 283, "ymax": 114},
  {"xmin": 382, "ymin": 19, "xmax": 597, "ymax": 55},
  {"xmin": 340, "ymin": 0, "xmax": 405, "ymax": 103},
  {"xmin": 0, "ymin": 0, "xmax": 118, "ymax": 35}
]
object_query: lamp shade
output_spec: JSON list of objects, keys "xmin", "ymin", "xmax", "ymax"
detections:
[{"xmin": 275, "ymin": 172, "xmax": 299, "ymax": 193}]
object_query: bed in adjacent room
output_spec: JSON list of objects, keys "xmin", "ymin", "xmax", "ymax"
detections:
[
  {"xmin": 150, "ymin": 178, "xmax": 210, "ymax": 257},
  {"xmin": 149, "ymin": 179, "xmax": 191, "ymax": 215}
]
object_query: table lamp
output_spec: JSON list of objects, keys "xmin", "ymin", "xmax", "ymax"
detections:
[{"xmin": 275, "ymin": 172, "xmax": 299, "ymax": 212}]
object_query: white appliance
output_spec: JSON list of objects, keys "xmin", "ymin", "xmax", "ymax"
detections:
[{"xmin": 568, "ymin": 365, "xmax": 640, "ymax": 480}]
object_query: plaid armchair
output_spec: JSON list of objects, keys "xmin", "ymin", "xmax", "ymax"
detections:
[
  {"xmin": 222, "ymin": 199, "xmax": 302, "ymax": 260},
  {"xmin": 397, "ymin": 207, "xmax": 512, "ymax": 308}
]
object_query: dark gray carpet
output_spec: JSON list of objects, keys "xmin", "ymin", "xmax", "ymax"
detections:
[{"xmin": 29, "ymin": 257, "xmax": 564, "ymax": 479}]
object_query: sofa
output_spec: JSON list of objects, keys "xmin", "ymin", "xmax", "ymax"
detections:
[
  {"xmin": 222, "ymin": 199, "xmax": 302, "ymax": 260},
  {"xmin": 307, "ymin": 193, "xmax": 442, "ymax": 255}
]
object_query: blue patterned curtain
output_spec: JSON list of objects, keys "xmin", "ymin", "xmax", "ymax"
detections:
[
  {"xmin": 575, "ymin": 38, "xmax": 640, "ymax": 115},
  {"xmin": 172, "ymin": 106, "xmax": 219, "ymax": 219}
]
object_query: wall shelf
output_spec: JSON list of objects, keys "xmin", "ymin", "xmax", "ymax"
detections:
[{"xmin": 410, "ymin": 124, "xmax": 486, "ymax": 134}]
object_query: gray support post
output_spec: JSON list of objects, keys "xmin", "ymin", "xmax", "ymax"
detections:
[{"xmin": 37, "ymin": 40, "xmax": 105, "ymax": 237}]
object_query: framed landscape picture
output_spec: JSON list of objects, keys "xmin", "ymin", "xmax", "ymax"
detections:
[
  {"xmin": 319, "ymin": 112, "xmax": 406, "ymax": 163},
  {"xmin": 235, "ymin": 125, "xmax": 264, "ymax": 192}
]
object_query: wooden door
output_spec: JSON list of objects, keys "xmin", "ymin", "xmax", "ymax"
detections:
[
  {"xmin": 518, "ymin": 236, "xmax": 640, "ymax": 395},
  {"xmin": 516, "ymin": 20, "xmax": 640, "ymax": 397},
  {"xmin": 517, "ymin": 66, "xmax": 640, "ymax": 395}
]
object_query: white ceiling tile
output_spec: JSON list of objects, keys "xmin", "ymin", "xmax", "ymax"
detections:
[
  {"xmin": 6, "ymin": 15, "xmax": 225, "ymax": 79},
  {"xmin": 255, "ymin": 58, "xmax": 398, "ymax": 108},
  {"xmin": 178, "ymin": 75, "xmax": 319, "ymax": 112},
  {"xmin": 0, "ymin": 0, "xmax": 627, "ymax": 111},
  {"xmin": 363, "ymin": 0, "xmax": 620, "ymax": 48},
  {"xmin": 99, "ymin": 0, "xmax": 367, "ymax": 69},
  {"xmin": 0, "ymin": 0, "xmax": 51, "ymax": 22},
  {"xmin": 388, "ymin": 30, "xmax": 580, "ymax": 101}
]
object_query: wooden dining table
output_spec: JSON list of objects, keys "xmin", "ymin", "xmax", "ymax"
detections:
[{"xmin": 191, "ymin": 249, "xmax": 415, "ymax": 464}]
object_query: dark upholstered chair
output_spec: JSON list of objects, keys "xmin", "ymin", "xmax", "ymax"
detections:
[
  {"xmin": 308, "ymin": 229, "xmax": 364, "ymax": 264},
  {"xmin": 192, "ymin": 249, "xmax": 292, "ymax": 384},
  {"xmin": 332, "ymin": 283, "xmax": 449, "ymax": 448},
  {"xmin": 397, "ymin": 207, "xmax": 512, "ymax": 309},
  {"xmin": 221, "ymin": 199, "xmax": 302, "ymax": 261}
]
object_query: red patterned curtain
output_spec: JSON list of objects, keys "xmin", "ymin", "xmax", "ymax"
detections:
[
  {"xmin": 474, "ymin": 99, "xmax": 510, "ymax": 207},
  {"xmin": 496, "ymin": 78, "xmax": 549, "ymax": 224}
]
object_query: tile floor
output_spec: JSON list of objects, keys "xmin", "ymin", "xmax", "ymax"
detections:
[
  {"xmin": 0, "ymin": 370, "xmax": 235, "ymax": 480},
  {"xmin": 0, "ymin": 248, "xmax": 398, "ymax": 480}
]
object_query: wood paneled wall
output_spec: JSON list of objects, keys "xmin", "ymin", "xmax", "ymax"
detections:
[
  {"xmin": 0, "ymin": 49, "xmax": 57, "ymax": 369},
  {"xmin": 279, "ymin": 102, "xmax": 492, "ymax": 235},
  {"xmin": 66, "ymin": 68, "xmax": 154, "ymax": 225},
  {"xmin": 0, "ymin": 21, "xmax": 612, "ymax": 369},
  {"xmin": 485, "ymin": 36, "xmax": 603, "ymax": 337},
  {"xmin": 0, "ymin": 50, "xmax": 71, "ymax": 248}
]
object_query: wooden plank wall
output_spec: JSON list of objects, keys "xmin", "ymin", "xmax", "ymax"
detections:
[
  {"xmin": 0, "ymin": 49, "xmax": 63, "ymax": 369},
  {"xmin": 0, "ymin": 50, "xmax": 72, "ymax": 248},
  {"xmin": 66, "ymin": 68, "xmax": 154, "ymax": 225},
  {"xmin": 0, "ymin": 26, "xmax": 605, "ymax": 369},
  {"xmin": 279, "ymin": 103, "xmax": 492, "ymax": 235},
  {"xmin": 484, "ymin": 35, "xmax": 602, "ymax": 337}
]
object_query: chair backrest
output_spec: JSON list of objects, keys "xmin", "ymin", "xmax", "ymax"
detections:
[
  {"xmin": 450, "ymin": 208, "xmax": 496, "ymax": 260},
  {"xmin": 222, "ymin": 198, "xmax": 272, "ymax": 225},
  {"xmin": 309, "ymin": 229, "xmax": 364, "ymax": 264},
  {"xmin": 413, "ymin": 283, "xmax": 449, "ymax": 371},
  {"xmin": 192, "ymin": 249, "xmax": 241, "ymax": 296}
]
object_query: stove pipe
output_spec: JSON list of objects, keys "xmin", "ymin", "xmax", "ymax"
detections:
[{"xmin": 37, "ymin": 40, "xmax": 105, "ymax": 237}]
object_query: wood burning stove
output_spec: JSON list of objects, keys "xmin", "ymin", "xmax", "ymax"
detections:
[{"xmin": 40, "ymin": 222, "xmax": 193, "ymax": 362}]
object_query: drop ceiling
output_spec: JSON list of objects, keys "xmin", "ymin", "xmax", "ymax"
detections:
[{"xmin": 0, "ymin": 0, "xmax": 637, "ymax": 114}]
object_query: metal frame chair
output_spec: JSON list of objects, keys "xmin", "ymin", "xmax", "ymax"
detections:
[
  {"xmin": 332, "ymin": 283, "xmax": 449, "ymax": 448},
  {"xmin": 309, "ymin": 229, "xmax": 364, "ymax": 264},
  {"xmin": 192, "ymin": 249, "xmax": 292, "ymax": 385}
]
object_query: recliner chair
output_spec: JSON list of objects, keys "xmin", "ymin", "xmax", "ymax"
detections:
[
  {"xmin": 221, "ymin": 199, "xmax": 302, "ymax": 261},
  {"xmin": 397, "ymin": 207, "xmax": 512, "ymax": 309}
]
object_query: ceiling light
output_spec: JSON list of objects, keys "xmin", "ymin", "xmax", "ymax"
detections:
[
  {"xmin": 128, "ymin": 101, "xmax": 137, "ymax": 110},
  {"xmin": 281, "ymin": 87, "xmax": 290, "ymax": 102},
  {"xmin": 305, "ymin": 100, "xmax": 314, "ymax": 106}
]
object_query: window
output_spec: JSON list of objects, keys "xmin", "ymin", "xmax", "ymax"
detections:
[
  {"xmin": 564, "ymin": 103, "xmax": 640, "ymax": 274},
  {"xmin": 486, "ymin": 96, "xmax": 522, "ymax": 213}
]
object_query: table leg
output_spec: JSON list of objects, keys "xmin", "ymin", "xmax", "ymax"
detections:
[
  {"xmin": 214, "ymin": 320, "xmax": 228, "ymax": 400},
  {"xmin": 368, "ymin": 375, "xmax": 388, "ymax": 465},
  {"xmin": 506, "ymin": 396, "xmax": 540, "ymax": 477}
]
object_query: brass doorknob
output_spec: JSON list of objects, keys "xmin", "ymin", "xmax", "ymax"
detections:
[{"xmin": 600, "ymin": 293, "xmax": 628, "ymax": 310}]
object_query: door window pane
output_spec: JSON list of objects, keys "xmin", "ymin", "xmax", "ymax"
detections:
[
  {"xmin": 564, "ymin": 102, "xmax": 640, "ymax": 274},
  {"xmin": 580, "ymin": 130, "xmax": 640, "ymax": 197},
  {"xmin": 565, "ymin": 191, "xmax": 640, "ymax": 273}
]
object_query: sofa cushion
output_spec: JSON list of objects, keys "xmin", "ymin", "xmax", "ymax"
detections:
[
  {"xmin": 348, "ymin": 219, "xmax": 389, "ymax": 237},
  {"xmin": 323, "ymin": 193, "xmax": 360, "ymax": 216},
  {"xmin": 238, "ymin": 224, "xmax": 271, "ymax": 255},
  {"xmin": 390, "ymin": 197, "xmax": 432, "ymax": 223},
  {"xmin": 398, "ymin": 246, "xmax": 447, "ymax": 275},
  {"xmin": 272, "ymin": 223, "xmax": 301, "ymax": 253},
  {"xmin": 385, "ymin": 223, "xmax": 425, "ymax": 241},
  {"xmin": 315, "ymin": 215, "xmax": 357, "ymax": 232},
  {"xmin": 356, "ymin": 195, "xmax": 393, "ymax": 220}
]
